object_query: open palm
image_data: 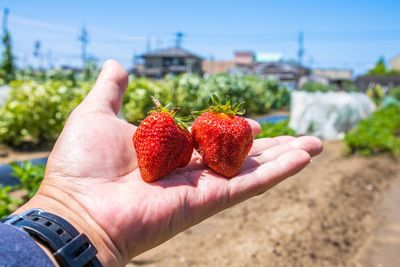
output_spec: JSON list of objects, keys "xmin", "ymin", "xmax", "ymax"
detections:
[{"xmin": 23, "ymin": 61, "xmax": 322, "ymax": 267}]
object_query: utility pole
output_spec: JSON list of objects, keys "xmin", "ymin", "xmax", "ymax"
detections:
[
  {"xmin": 46, "ymin": 49, "xmax": 53, "ymax": 69},
  {"xmin": 33, "ymin": 40, "xmax": 42, "ymax": 69},
  {"xmin": 175, "ymin": 32, "xmax": 184, "ymax": 48},
  {"xmin": 78, "ymin": 26, "xmax": 88, "ymax": 67},
  {"xmin": 33, "ymin": 40, "xmax": 41, "ymax": 58},
  {"xmin": 2, "ymin": 8, "xmax": 9, "ymax": 33},
  {"xmin": 297, "ymin": 31, "xmax": 304, "ymax": 66}
]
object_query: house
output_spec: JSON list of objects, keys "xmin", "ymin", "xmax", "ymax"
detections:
[
  {"xmin": 390, "ymin": 55, "xmax": 400, "ymax": 71},
  {"xmin": 137, "ymin": 47, "xmax": 203, "ymax": 78},
  {"xmin": 356, "ymin": 75, "xmax": 400, "ymax": 91},
  {"xmin": 202, "ymin": 51, "xmax": 254, "ymax": 75},
  {"xmin": 234, "ymin": 51, "xmax": 254, "ymax": 66},
  {"xmin": 253, "ymin": 62, "xmax": 310, "ymax": 89},
  {"xmin": 312, "ymin": 68, "xmax": 353, "ymax": 86},
  {"xmin": 201, "ymin": 51, "xmax": 309, "ymax": 88},
  {"xmin": 201, "ymin": 60, "xmax": 236, "ymax": 75}
]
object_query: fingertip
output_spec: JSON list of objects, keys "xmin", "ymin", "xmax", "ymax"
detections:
[
  {"xmin": 307, "ymin": 136, "xmax": 323, "ymax": 156},
  {"xmin": 246, "ymin": 118, "xmax": 261, "ymax": 136},
  {"xmin": 100, "ymin": 59, "xmax": 129, "ymax": 90},
  {"xmin": 291, "ymin": 136, "xmax": 323, "ymax": 157},
  {"xmin": 81, "ymin": 59, "xmax": 129, "ymax": 115}
]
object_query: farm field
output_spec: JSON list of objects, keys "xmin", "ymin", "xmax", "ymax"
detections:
[
  {"xmin": 128, "ymin": 141, "xmax": 400, "ymax": 267},
  {"xmin": 1, "ymin": 2, "xmax": 400, "ymax": 266}
]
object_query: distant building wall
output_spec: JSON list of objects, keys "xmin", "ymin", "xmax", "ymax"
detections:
[
  {"xmin": 356, "ymin": 75, "xmax": 400, "ymax": 91},
  {"xmin": 234, "ymin": 51, "xmax": 254, "ymax": 66},
  {"xmin": 312, "ymin": 69, "xmax": 353, "ymax": 81},
  {"xmin": 202, "ymin": 60, "xmax": 235, "ymax": 74},
  {"xmin": 390, "ymin": 55, "xmax": 400, "ymax": 71}
]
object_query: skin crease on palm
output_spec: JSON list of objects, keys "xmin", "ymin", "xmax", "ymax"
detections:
[{"xmin": 14, "ymin": 60, "xmax": 323, "ymax": 267}]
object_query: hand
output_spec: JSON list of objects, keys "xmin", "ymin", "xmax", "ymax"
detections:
[{"xmin": 16, "ymin": 60, "xmax": 322, "ymax": 267}]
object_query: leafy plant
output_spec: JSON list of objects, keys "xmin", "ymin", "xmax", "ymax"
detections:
[
  {"xmin": 0, "ymin": 185, "xmax": 20, "ymax": 219},
  {"xmin": 300, "ymin": 81, "xmax": 335, "ymax": 92},
  {"xmin": 389, "ymin": 87, "xmax": 400, "ymax": 101},
  {"xmin": 0, "ymin": 161, "xmax": 45, "ymax": 218},
  {"xmin": 345, "ymin": 104, "xmax": 400, "ymax": 156},
  {"xmin": 10, "ymin": 161, "xmax": 45, "ymax": 199},
  {"xmin": 0, "ymin": 80, "xmax": 91, "ymax": 146},
  {"xmin": 0, "ymin": 74, "xmax": 291, "ymax": 146},
  {"xmin": 256, "ymin": 120, "xmax": 297, "ymax": 139},
  {"xmin": 123, "ymin": 74, "xmax": 290, "ymax": 124},
  {"xmin": 366, "ymin": 84, "xmax": 385, "ymax": 106}
]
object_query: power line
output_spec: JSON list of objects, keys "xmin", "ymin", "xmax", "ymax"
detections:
[{"xmin": 9, "ymin": 12, "xmax": 400, "ymax": 42}]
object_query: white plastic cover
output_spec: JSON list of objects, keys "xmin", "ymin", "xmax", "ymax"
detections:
[{"xmin": 289, "ymin": 91, "xmax": 376, "ymax": 140}]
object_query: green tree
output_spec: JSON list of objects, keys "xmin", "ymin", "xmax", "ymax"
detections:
[{"xmin": 368, "ymin": 57, "xmax": 387, "ymax": 75}]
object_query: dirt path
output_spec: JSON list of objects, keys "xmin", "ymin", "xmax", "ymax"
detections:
[
  {"xmin": 0, "ymin": 149, "xmax": 49, "ymax": 165},
  {"xmin": 351, "ymin": 177, "xmax": 400, "ymax": 267},
  {"xmin": 127, "ymin": 141, "xmax": 400, "ymax": 267}
]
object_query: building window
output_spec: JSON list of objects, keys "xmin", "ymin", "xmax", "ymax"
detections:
[
  {"xmin": 163, "ymin": 58, "xmax": 172, "ymax": 67},
  {"xmin": 172, "ymin": 58, "xmax": 184, "ymax": 66}
]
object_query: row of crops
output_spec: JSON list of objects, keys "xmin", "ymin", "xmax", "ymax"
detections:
[{"xmin": 0, "ymin": 73, "xmax": 290, "ymax": 148}]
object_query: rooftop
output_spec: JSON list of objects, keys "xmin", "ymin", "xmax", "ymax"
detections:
[{"xmin": 142, "ymin": 47, "xmax": 202, "ymax": 59}]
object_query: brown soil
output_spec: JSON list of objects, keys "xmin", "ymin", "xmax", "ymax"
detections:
[
  {"xmin": 0, "ymin": 147, "xmax": 49, "ymax": 164},
  {"xmin": 128, "ymin": 141, "xmax": 400, "ymax": 267}
]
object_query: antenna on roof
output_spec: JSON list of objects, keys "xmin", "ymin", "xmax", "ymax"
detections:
[{"xmin": 175, "ymin": 32, "xmax": 184, "ymax": 48}]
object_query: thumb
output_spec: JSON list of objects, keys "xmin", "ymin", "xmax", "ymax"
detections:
[{"xmin": 82, "ymin": 59, "xmax": 128, "ymax": 115}]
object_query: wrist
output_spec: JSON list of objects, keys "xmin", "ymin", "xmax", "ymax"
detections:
[{"xmin": 13, "ymin": 182, "xmax": 123, "ymax": 267}]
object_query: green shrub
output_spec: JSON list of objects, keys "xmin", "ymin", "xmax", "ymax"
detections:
[
  {"xmin": 11, "ymin": 161, "xmax": 45, "ymax": 199},
  {"xmin": 345, "ymin": 105, "xmax": 400, "ymax": 156},
  {"xmin": 0, "ymin": 80, "xmax": 91, "ymax": 146},
  {"xmin": 123, "ymin": 74, "xmax": 290, "ymax": 124},
  {"xmin": 256, "ymin": 120, "xmax": 296, "ymax": 139},
  {"xmin": 122, "ymin": 78, "xmax": 173, "ymax": 123},
  {"xmin": 0, "ymin": 185, "xmax": 20, "ymax": 219},
  {"xmin": 366, "ymin": 84, "xmax": 385, "ymax": 106},
  {"xmin": 0, "ymin": 74, "xmax": 290, "ymax": 146},
  {"xmin": 389, "ymin": 87, "xmax": 400, "ymax": 101},
  {"xmin": 0, "ymin": 161, "xmax": 45, "ymax": 218},
  {"xmin": 300, "ymin": 81, "xmax": 335, "ymax": 92}
]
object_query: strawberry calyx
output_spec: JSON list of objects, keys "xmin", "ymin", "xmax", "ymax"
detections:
[
  {"xmin": 149, "ymin": 96, "xmax": 190, "ymax": 131},
  {"xmin": 192, "ymin": 94, "xmax": 245, "ymax": 117}
]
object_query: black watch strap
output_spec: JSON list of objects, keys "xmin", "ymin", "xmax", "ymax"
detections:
[{"xmin": 1, "ymin": 209, "xmax": 102, "ymax": 267}]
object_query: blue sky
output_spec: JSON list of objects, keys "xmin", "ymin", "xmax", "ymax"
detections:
[{"xmin": 1, "ymin": 0, "xmax": 399, "ymax": 74}]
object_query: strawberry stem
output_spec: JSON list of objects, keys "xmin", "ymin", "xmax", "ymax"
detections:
[
  {"xmin": 193, "ymin": 94, "xmax": 246, "ymax": 117},
  {"xmin": 149, "ymin": 96, "xmax": 190, "ymax": 131}
]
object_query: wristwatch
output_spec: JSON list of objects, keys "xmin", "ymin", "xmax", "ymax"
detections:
[{"xmin": 1, "ymin": 208, "xmax": 102, "ymax": 267}]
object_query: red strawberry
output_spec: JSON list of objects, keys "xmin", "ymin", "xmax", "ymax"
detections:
[
  {"xmin": 133, "ymin": 98, "xmax": 193, "ymax": 182},
  {"xmin": 191, "ymin": 96, "xmax": 253, "ymax": 178}
]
